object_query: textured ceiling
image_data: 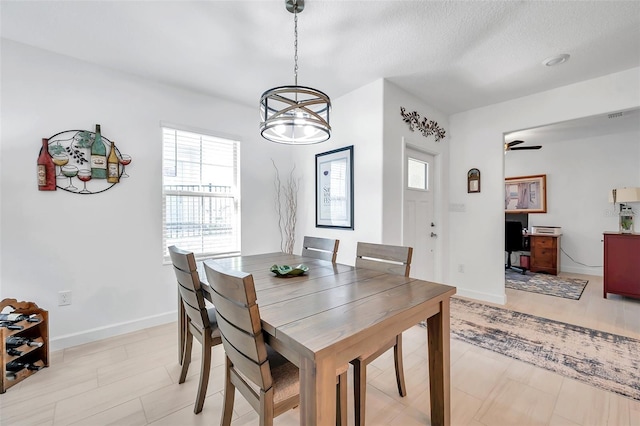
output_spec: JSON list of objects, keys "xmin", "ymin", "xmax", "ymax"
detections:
[{"xmin": 2, "ymin": 0, "xmax": 639, "ymax": 118}]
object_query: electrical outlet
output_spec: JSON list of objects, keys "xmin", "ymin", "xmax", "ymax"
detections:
[
  {"xmin": 458, "ymin": 264, "xmax": 465, "ymax": 273},
  {"xmin": 58, "ymin": 290, "xmax": 72, "ymax": 306}
]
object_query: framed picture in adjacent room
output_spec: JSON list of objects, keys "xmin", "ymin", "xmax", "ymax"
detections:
[
  {"xmin": 505, "ymin": 174, "xmax": 547, "ymax": 213},
  {"xmin": 316, "ymin": 145, "xmax": 354, "ymax": 229}
]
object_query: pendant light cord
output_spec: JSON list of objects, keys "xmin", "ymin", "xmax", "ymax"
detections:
[{"xmin": 293, "ymin": 3, "xmax": 299, "ymax": 86}]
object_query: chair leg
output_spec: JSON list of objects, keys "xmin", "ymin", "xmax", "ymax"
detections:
[
  {"xmin": 337, "ymin": 371, "xmax": 347, "ymax": 426},
  {"xmin": 353, "ymin": 360, "xmax": 366, "ymax": 426},
  {"xmin": 260, "ymin": 387, "xmax": 274, "ymax": 426},
  {"xmin": 193, "ymin": 336, "xmax": 212, "ymax": 414},
  {"xmin": 178, "ymin": 294, "xmax": 186, "ymax": 365},
  {"xmin": 393, "ymin": 333, "xmax": 407, "ymax": 397},
  {"xmin": 179, "ymin": 331, "xmax": 193, "ymax": 384},
  {"xmin": 221, "ymin": 357, "xmax": 235, "ymax": 426}
]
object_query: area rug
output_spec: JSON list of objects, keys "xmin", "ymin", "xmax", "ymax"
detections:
[
  {"xmin": 505, "ymin": 269, "xmax": 588, "ymax": 300},
  {"xmin": 450, "ymin": 297, "xmax": 640, "ymax": 401}
]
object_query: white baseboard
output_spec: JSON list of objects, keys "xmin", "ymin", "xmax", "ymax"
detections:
[
  {"xmin": 560, "ymin": 265, "xmax": 603, "ymax": 277},
  {"xmin": 49, "ymin": 311, "xmax": 176, "ymax": 352},
  {"xmin": 456, "ymin": 287, "xmax": 506, "ymax": 305}
]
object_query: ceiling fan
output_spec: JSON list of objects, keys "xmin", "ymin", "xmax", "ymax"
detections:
[{"xmin": 504, "ymin": 140, "xmax": 542, "ymax": 152}]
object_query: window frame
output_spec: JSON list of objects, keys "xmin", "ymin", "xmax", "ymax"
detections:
[{"xmin": 161, "ymin": 123, "xmax": 241, "ymax": 263}]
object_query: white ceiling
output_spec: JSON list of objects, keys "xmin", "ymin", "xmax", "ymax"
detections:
[
  {"xmin": 505, "ymin": 107, "xmax": 640, "ymax": 148},
  {"xmin": 2, "ymin": 0, "xmax": 639, "ymax": 118}
]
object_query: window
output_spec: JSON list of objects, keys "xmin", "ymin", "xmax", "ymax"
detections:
[
  {"xmin": 407, "ymin": 157, "xmax": 428, "ymax": 190},
  {"xmin": 162, "ymin": 126, "xmax": 240, "ymax": 261}
]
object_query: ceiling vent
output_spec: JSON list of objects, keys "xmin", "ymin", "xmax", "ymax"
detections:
[{"xmin": 608, "ymin": 112, "xmax": 625, "ymax": 119}]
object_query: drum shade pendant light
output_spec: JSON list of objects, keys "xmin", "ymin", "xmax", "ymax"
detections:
[{"xmin": 260, "ymin": 0, "xmax": 331, "ymax": 144}]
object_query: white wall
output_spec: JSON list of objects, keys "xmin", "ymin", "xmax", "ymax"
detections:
[
  {"xmin": 505, "ymin": 130, "xmax": 640, "ymax": 275},
  {"xmin": 449, "ymin": 67, "xmax": 640, "ymax": 304},
  {"xmin": 382, "ymin": 80, "xmax": 450, "ymax": 283},
  {"xmin": 0, "ymin": 40, "xmax": 287, "ymax": 350},
  {"xmin": 293, "ymin": 80, "xmax": 385, "ymax": 266},
  {"xmin": 291, "ymin": 79, "xmax": 451, "ymax": 275}
]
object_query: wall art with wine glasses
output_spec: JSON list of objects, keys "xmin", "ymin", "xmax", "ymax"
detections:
[{"xmin": 37, "ymin": 124, "xmax": 132, "ymax": 194}]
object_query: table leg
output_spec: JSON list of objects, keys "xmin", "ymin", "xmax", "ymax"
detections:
[
  {"xmin": 299, "ymin": 355, "xmax": 336, "ymax": 425},
  {"xmin": 427, "ymin": 299, "xmax": 451, "ymax": 426}
]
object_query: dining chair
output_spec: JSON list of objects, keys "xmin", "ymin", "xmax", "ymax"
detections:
[
  {"xmin": 301, "ymin": 236, "xmax": 340, "ymax": 262},
  {"xmin": 203, "ymin": 262, "xmax": 348, "ymax": 426},
  {"xmin": 168, "ymin": 245, "xmax": 222, "ymax": 414},
  {"xmin": 352, "ymin": 241, "xmax": 413, "ymax": 426}
]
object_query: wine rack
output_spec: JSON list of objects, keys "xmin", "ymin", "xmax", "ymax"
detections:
[{"xmin": 1, "ymin": 298, "xmax": 49, "ymax": 393}]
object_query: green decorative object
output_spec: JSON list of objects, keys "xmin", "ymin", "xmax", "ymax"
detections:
[{"xmin": 270, "ymin": 264, "xmax": 309, "ymax": 277}]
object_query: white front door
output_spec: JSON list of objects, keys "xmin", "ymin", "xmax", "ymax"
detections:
[{"xmin": 403, "ymin": 147, "xmax": 436, "ymax": 281}]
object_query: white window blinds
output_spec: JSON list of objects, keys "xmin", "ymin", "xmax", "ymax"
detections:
[{"xmin": 162, "ymin": 126, "xmax": 240, "ymax": 261}]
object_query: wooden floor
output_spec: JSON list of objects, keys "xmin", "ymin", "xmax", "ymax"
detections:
[{"xmin": 2, "ymin": 272, "xmax": 639, "ymax": 425}]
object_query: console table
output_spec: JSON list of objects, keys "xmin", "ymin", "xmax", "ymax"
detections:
[
  {"xmin": 529, "ymin": 234, "xmax": 561, "ymax": 275},
  {"xmin": 603, "ymin": 232, "xmax": 640, "ymax": 299}
]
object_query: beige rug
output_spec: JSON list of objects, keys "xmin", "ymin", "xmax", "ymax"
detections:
[{"xmin": 450, "ymin": 297, "xmax": 640, "ymax": 401}]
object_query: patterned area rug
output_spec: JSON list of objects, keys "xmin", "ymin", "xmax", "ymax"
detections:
[
  {"xmin": 450, "ymin": 297, "xmax": 640, "ymax": 401},
  {"xmin": 505, "ymin": 269, "xmax": 588, "ymax": 300}
]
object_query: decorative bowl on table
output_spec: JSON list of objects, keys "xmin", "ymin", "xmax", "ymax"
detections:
[{"xmin": 270, "ymin": 264, "xmax": 309, "ymax": 277}]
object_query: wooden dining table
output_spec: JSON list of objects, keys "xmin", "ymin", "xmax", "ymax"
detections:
[{"xmin": 196, "ymin": 252, "xmax": 456, "ymax": 426}]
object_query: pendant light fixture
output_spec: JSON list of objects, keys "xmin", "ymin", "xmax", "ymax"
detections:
[{"xmin": 260, "ymin": 0, "xmax": 331, "ymax": 144}]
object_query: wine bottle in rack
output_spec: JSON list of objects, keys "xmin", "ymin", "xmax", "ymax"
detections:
[
  {"xmin": 91, "ymin": 124, "xmax": 107, "ymax": 179},
  {"xmin": 5, "ymin": 360, "xmax": 43, "ymax": 372},
  {"xmin": 6, "ymin": 336, "xmax": 44, "ymax": 348},
  {"xmin": 0, "ymin": 322, "xmax": 23, "ymax": 331},
  {"xmin": 107, "ymin": 141, "xmax": 120, "ymax": 183},
  {"xmin": 0, "ymin": 313, "xmax": 38, "ymax": 323},
  {"xmin": 37, "ymin": 138, "xmax": 56, "ymax": 191},
  {"xmin": 7, "ymin": 348, "xmax": 23, "ymax": 357}
]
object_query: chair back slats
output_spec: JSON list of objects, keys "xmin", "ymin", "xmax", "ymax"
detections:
[
  {"xmin": 205, "ymin": 284, "xmax": 257, "ymax": 333},
  {"xmin": 355, "ymin": 242, "xmax": 413, "ymax": 277},
  {"xmin": 169, "ymin": 246, "xmax": 198, "ymax": 272},
  {"xmin": 169, "ymin": 246, "xmax": 210, "ymax": 331},
  {"xmin": 205, "ymin": 264, "xmax": 257, "ymax": 307},
  {"xmin": 220, "ymin": 332, "xmax": 272, "ymax": 389},
  {"xmin": 216, "ymin": 306, "xmax": 268, "ymax": 362},
  {"xmin": 173, "ymin": 267, "xmax": 202, "ymax": 292},
  {"xmin": 203, "ymin": 262, "xmax": 273, "ymax": 391},
  {"xmin": 302, "ymin": 236, "xmax": 340, "ymax": 263}
]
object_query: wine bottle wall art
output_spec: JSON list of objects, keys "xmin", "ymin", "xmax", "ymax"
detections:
[{"xmin": 37, "ymin": 125, "xmax": 132, "ymax": 194}]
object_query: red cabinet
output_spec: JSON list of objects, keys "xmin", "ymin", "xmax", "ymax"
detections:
[{"xmin": 603, "ymin": 233, "xmax": 640, "ymax": 299}]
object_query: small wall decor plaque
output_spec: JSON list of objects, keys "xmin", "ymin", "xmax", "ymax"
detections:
[
  {"xmin": 37, "ymin": 124, "xmax": 132, "ymax": 194},
  {"xmin": 400, "ymin": 107, "xmax": 447, "ymax": 142},
  {"xmin": 467, "ymin": 168, "xmax": 481, "ymax": 193}
]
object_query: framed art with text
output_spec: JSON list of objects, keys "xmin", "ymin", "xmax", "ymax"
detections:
[{"xmin": 316, "ymin": 145, "xmax": 354, "ymax": 229}]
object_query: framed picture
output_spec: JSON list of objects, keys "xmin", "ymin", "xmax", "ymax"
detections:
[
  {"xmin": 316, "ymin": 145, "xmax": 354, "ymax": 229},
  {"xmin": 467, "ymin": 168, "xmax": 481, "ymax": 193},
  {"xmin": 505, "ymin": 174, "xmax": 547, "ymax": 213}
]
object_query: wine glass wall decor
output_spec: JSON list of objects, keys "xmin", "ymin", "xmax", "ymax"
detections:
[{"xmin": 37, "ymin": 124, "xmax": 132, "ymax": 194}]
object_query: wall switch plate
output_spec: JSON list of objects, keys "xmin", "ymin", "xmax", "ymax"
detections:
[
  {"xmin": 58, "ymin": 290, "xmax": 72, "ymax": 306},
  {"xmin": 458, "ymin": 264, "xmax": 465, "ymax": 273}
]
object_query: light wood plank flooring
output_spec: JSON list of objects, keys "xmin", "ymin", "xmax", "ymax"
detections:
[{"xmin": 2, "ymin": 272, "xmax": 639, "ymax": 425}]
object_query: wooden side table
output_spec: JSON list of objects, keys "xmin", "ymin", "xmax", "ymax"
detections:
[{"xmin": 529, "ymin": 234, "xmax": 561, "ymax": 275}]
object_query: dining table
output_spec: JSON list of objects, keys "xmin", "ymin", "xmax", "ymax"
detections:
[{"xmin": 195, "ymin": 252, "xmax": 456, "ymax": 426}]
